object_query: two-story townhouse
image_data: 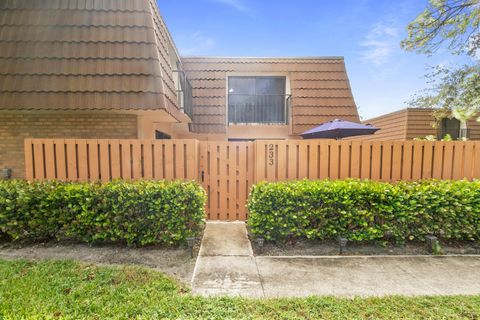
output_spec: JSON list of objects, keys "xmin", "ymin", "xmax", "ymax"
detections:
[{"xmin": 0, "ymin": 0, "xmax": 359, "ymax": 178}]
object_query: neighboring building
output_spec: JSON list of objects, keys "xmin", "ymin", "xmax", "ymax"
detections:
[
  {"xmin": 0, "ymin": 0, "xmax": 359, "ymax": 178},
  {"xmin": 358, "ymin": 108, "xmax": 480, "ymax": 141}
]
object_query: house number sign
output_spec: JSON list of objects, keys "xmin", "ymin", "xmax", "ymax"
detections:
[{"xmin": 268, "ymin": 144, "xmax": 275, "ymax": 166}]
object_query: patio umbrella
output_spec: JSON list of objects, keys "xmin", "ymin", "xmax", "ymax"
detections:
[{"xmin": 301, "ymin": 119, "xmax": 379, "ymax": 139}]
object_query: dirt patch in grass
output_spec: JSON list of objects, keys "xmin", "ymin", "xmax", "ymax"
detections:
[
  {"xmin": 251, "ymin": 238, "xmax": 480, "ymax": 256},
  {"xmin": 0, "ymin": 241, "xmax": 200, "ymax": 285}
]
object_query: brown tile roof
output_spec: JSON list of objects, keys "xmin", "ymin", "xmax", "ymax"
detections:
[
  {"xmin": 181, "ymin": 56, "xmax": 360, "ymax": 134},
  {"xmin": 0, "ymin": 0, "xmax": 183, "ymax": 118}
]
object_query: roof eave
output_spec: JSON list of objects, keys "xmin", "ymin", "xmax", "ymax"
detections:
[{"xmin": 180, "ymin": 55, "xmax": 345, "ymax": 60}]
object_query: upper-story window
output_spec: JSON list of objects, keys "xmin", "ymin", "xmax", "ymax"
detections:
[
  {"xmin": 172, "ymin": 65, "xmax": 193, "ymax": 119},
  {"xmin": 228, "ymin": 76, "xmax": 289, "ymax": 124},
  {"xmin": 169, "ymin": 43, "xmax": 193, "ymax": 119}
]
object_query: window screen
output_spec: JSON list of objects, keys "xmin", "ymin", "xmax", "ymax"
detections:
[{"xmin": 228, "ymin": 77, "xmax": 286, "ymax": 124}]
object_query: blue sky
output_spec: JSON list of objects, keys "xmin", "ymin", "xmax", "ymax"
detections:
[{"xmin": 158, "ymin": 0, "xmax": 466, "ymax": 120}]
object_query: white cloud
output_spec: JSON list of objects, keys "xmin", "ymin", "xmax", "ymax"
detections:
[
  {"xmin": 178, "ymin": 31, "xmax": 215, "ymax": 55},
  {"xmin": 211, "ymin": 0, "xmax": 250, "ymax": 12},
  {"xmin": 360, "ymin": 22, "xmax": 400, "ymax": 66}
]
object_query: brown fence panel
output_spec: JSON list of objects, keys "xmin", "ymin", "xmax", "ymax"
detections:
[
  {"xmin": 24, "ymin": 139, "xmax": 198, "ymax": 181},
  {"xmin": 254, "ymin": 140, "xmax": 480, "ymax": 182}
]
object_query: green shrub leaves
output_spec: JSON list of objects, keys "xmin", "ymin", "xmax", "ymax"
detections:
[
  {"xmin": 247, "ymin": 179, "xmax": 480, "ymax": 243},
  {"xmin": 0, "ymin": 180, "xmax": 206, "ymax": 246}
]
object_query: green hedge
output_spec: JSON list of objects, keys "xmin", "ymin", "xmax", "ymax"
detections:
[
  {"xmin": 0, "ymin": 180, "xmax": 206, "ymax": 246},
  {"xmin": 247, "ymin": 179, "xmax": 480, "ymax": 243}
]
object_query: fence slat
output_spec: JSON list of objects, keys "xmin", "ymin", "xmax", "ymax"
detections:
[
  {"xmin": 31, "ymin": 140, "xmax": 41, "ymax": 179},
  {"xmin": 227, "ymin": 144, "xmax": 236, "ymax": 220},
  {"xmin": 99, "ymin": 140, "xmax": 110, "ymax": 182},
  {"xmin": 142, "ymin": 141, "xmax": 152, "ymax": 179},
  {"xmin": 110, "ymin": 140, "xmax": 121, "ymax": 179},
  {"xmin": 402, "ymin": 141, "xmax": 413, "ymax": 180},
  {"xmin": 391, "ymin": 141, "xmax": 403, "ymax": 181},
  {"xmin": 277, "ymin": 141, "xmax": 287, "ymax": 180},
  {"xmin": 298, "ymin": 143, "xmax": 308, "ymax": 179},
  {"xmin": 350, "ymin": 141, "xmax": 361, "ymax": 179},
  {"xmin": 452, "ymin": 143, "xmax": 465, "ymax": 180},
  {"xmin": 463, "ymin": 142, "xmax": 474, "ymax": 179},
  {"xmin": 432, "ymin": 141, "xmax": 444, "ymax": 179},
  {"xmin": 153, "ymin": 142, "xmax": 163, "ymax": 179},
  {"xmin": 237, "ymin": 143, "xmax": 247, "ymax": 221},
  {"xmin": 360, "ymin": 141, "xmax": 371, "ymax": 179},
  {"xmin": 88, "ymin": 140, "xmax": 99, "ymax": 180},
  {"xmin": 219, "ymin": 143, "xmax": 228, "ymax": 220},
  {"xmin": 163, "ymin": 141, "xmax": 174, "ymax": 180},
  {"xmin": 413, "ymin": 142, "xmax": 424, "ymax": 180},
  {"xmin": 330, "ymin": 142, "xmax": 340, "ymax": 179},
  {"xmin": 339, "ymin": 141, "xmax": 350, "ymax": 179},
  {"xmin": 318, "ymin": 141, "xmax": 329, "ymax": 179},
  {"xmin": 370, "ymin": 142, "xmax": 381, "ymax": 180},
  {"xmin": 44, "ymin": 140, "xmax": 56, "ymax": 179},
  {"xmin": 24, "ymin": 139, "xmax": 34, "ymax": 180},
  {"xmin": 381, "ymin": 142, "xmax": 392, "ymax": 181},
  {"xmin": 443, "ymin": 142, "xmax": 454, "ymax": 179},
  {"xmin": 65, "ymin": 139, "xmax": 77, "ymax": 181},
  {"xmin": 176, "ymin": 141, "xmax": 186, "ymax": 179},
  {"xmin": 199, "ymin": 141, "xmax": 210, "ymax": 215},
  {"xmin": 76, "ymin": 140, "xmax": 88, "ymax": 181},
  {"xmin": 121, "ymin": 141, "xmax": 132, "ymax": 180},
  {"xmin": 32, "ymin": 141, "xmax": 45, "ymax": 180},
  {"xmin": 246, "ymin": 142, "xmax": 254, "ymax": 219},
  {"xmin": 306, "ymin": 141, "xmax": 316, "ymax": 179},
  {"xmin": 287, "ymin": 142, "xmax": 297, "ymax": 180},
  {"xmin": 422, "ymin": 142, "xmax": 434, "ymax": 179},
  {"xmin": 474, "ymin": 143, "xmax": 480, "ymax": 179},
  {"xmin": 53, "ymin": 140, "xmax": 67, "ymax": 181},
  {"xmin": 131, "ymin": 140, "xmax": 142, "ymax": 180},
  {"xmin": 211, "ymin": 143, "xmax": 219, "ymax": 220}
]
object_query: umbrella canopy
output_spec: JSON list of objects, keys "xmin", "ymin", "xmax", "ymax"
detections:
[{"xmin": 301, "ymin": 119, "xmax": 379, "ymax": 139}]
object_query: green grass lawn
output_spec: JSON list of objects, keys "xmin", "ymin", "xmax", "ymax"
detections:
[{"xmin": 0, "ymin": 259, "xmax": 479, "ymax": 320}]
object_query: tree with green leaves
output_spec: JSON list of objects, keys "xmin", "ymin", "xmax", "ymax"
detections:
[{"xmin": 401, "ymin": 0, "xmax": 480, "ymax": 138}]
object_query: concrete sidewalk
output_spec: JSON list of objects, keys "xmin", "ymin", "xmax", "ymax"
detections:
[
  {"xmin": 191, "ymin": 222, "xmax": 264, "ymax": 297},
  {"xmin": 257, "ymin": 255, "xmax": 480, "ymax": 297},
  {"xmin": 192, "ymin": 222, "xmax": 480, "ymax": 297}
]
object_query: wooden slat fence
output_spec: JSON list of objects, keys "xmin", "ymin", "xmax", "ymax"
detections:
[
  {"xmin": 24, "ymin": 139, "xmax": 198, "ymax": 181},
  {"xmin": 255, "ymin": 140, "xmax": 480, "ymax": 182},
  {"xmin": 25, "ymin": 139, "xmax": 480, "ymax": 220}
]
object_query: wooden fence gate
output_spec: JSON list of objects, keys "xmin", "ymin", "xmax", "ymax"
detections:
[
  {"xmin": 198, "ymin": 141, "xmax": 254, "ymax": 221},
  {"xmin": 25, "ymin": 139, "xmax": 480, "ymax": 221}
]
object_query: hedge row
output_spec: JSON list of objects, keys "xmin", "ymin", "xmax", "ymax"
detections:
[
  {"xmin": 247, "ymin": 179, "xmax": 480, "ymax": 243},
  {"xmin": 0, "ymin": 180, "xmax": 206, "ymax": 246}
]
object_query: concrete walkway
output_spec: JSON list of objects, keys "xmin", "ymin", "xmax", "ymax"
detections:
[
  {"xmin": 191, "ymin": 222, "xmax": 264, "ymax": 297},
  {"xmin": 192, "ymin": 222, "xmax": 480, "ymax": 297},
  {"xmin": 257, "ymin": 255, "xmax": 480, "ymax": 297}
]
